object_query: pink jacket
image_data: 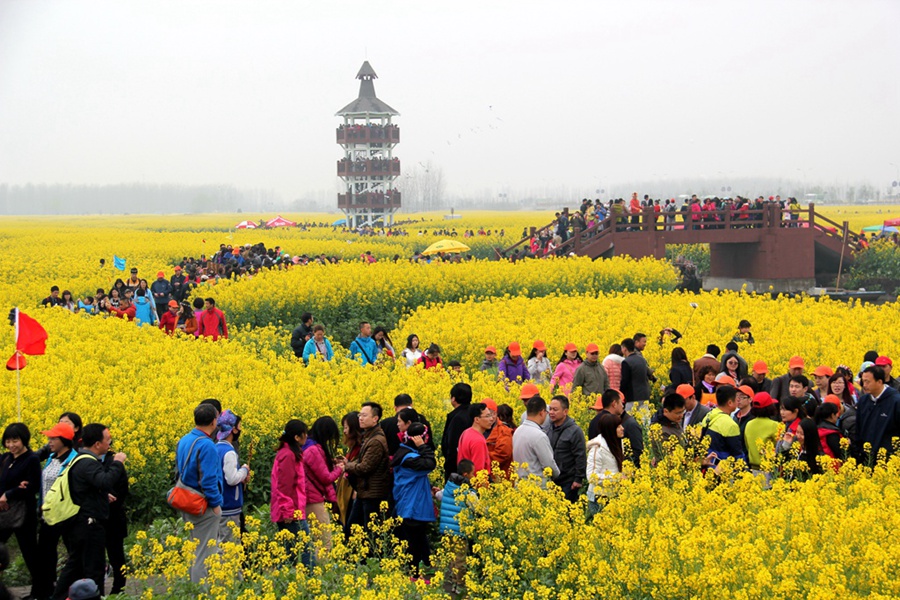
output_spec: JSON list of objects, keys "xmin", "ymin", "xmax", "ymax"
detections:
[
  {"xmin": 270, "ymin": 445, "xmax": 307, "ymax": 522},
  {"xmin": 302, "ymin": 441, "xmax": 341, "ymax": 504},
  {"xmin": 550, "ymin": 358, "xmax": 581, "ymax": 394},
  {"xmin": 603, "ymin": 355, "xmax": 624, "ymax": 391}
]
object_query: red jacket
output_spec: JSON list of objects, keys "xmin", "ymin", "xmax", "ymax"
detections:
[
  {"xmin": 109, "ymin": 304, "xmax": 136, "ymax": 321},
  {"xmin": 198, "ymin": 307, "xmax": 228, "ymax": 340},
  {"xmin": 158, "ymin": 310, "xmax": 178, "ymax": 334}
]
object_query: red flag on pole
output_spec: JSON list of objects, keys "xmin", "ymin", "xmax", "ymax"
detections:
[{"xmin": 6, "ymin": 309, "xmax": 47, "ymax": 371}]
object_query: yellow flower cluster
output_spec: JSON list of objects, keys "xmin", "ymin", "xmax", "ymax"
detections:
[{"xmin": 1, "ymin": 211, "xmax": 898, "ymax": 598}]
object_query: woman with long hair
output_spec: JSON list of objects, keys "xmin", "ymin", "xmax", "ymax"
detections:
[
  {"xmin": 775, "ymin": 396, "xmax": 806, "ymax": 454},
  {"xmin": 585, "ymin": 413, "xmax": 624, "ymax": 515},
  {"xmin": 828, "ymin": 373, "xmax": 855, "ymax": 407},
  {"xmin": 526, "ymin": 341, "xmax": 552, "ymax": 385},
  {"xmin": 335, "ymin": 412, "xmax": 362, "ymax": 527},
  {"xmin": 270, "ymin": 419, "xmax": 312, "ymax": 567},
  {"xmin": 401, "ymin": 334, "xmax": 422, "ymax": 368},
  {"xmin": 669, "ymin": 347, "xmax": 692, "ymax": 388},
  {"xmin": 372, "ymin": 326, "xmax": 395, "ymax": 359},
  {"xmin": 303, "ymin": 417, "xmax": 344, "ymax": 552}
]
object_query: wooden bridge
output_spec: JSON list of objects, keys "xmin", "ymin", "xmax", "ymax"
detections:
[{"xmin": 499, "ymin": 203, "xmax": 860, "ymax": 292}]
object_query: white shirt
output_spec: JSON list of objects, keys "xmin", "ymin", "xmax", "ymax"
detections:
[{"xmin": 401, "ymin": 348, "xmax": 422, "ymax": 367}]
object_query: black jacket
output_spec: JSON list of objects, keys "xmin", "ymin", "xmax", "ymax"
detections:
[
  {"xmin": 621, "ymin": 412, "xmax": 645, "ymax": 468},
  {"xmin": 548, "ymin": 417, "xmax": 586, "ymax": 487},
  {"xmin": 68, "ymin": 450, "xmax": 126, "ymax": 522},
  {"xmin": 102, "ymin": 452, "xmax": 130, "ymax": 536},
  {"xmin": 382, "ymin": 412, "xmax": 434, "ymax": 457},
  {"xmin": 668, "ymin": 362, "xmax": 693, "ymax": 389},
  {"xmin": 441, "ymin": 404, "xmax": 473, "ymax": 481},
  {"xmin": 854, "ymin": 385, "xmax": 900, "ymax": 462},
  {"xmin": 0, "ymin": 450, "xmax": 41, "ymax": 509},
  {"xmin": 290, "ymin": 323, "xmax": 313, "ymax": 357}
]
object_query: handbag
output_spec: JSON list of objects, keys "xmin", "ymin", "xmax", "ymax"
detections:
[
  {"xmin": 0, "ymin": 456, "xmax": 26, "ymax": 529},
  {"xmin": 0, "ymin": 501, "xmax": 25, "ymax": 530},
  {"xmin": 167, "ymin": 437, "xmax": 209, "ymax": 516}
]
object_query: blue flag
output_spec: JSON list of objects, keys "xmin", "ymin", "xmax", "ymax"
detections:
[{"xmin": 113, "ymin": 256, "xmax": 126, "ymax": 271}]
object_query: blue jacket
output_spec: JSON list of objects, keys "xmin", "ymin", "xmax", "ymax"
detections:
[
  {"xmin": 438, "ymin": 473, "xmax": 470, "ymax": 536},
  {"xmin": 302, "ymin": 337, "xmax": 334, "ymax": 363},
  {"xmin": 390, "ymin": 443, "xmax": 436, "ymax": 522},
  {"xmin": 216, "ymin": 440, "xmax": 244, "ymax": 515},
  {"xmin": 855, "ymin": 385, "xmax": 900, "ymax": 461},
  {"xmin": 133, "ymin": 295, "xmax": 156, "ymax": 326},
  {"xmin": 349, "ymin": 336, "xmax": 379, "ymax": 365},
  {"xmin": 175, "ymin": 429, "xmax": 223, "ymax": 509}
]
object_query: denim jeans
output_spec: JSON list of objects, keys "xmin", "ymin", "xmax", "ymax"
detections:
[{"xmin": 277, "ymin": 520, "xmax": 313, "ymax": 568}]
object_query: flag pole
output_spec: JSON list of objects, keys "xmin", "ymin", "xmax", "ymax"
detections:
[{"xmin": 15, "ymin": 356, "xmax": 21, "ymax": 421}]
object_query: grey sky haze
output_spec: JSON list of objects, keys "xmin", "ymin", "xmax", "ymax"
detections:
[{"xmin": 1, "ymin": 0, "xmax": 898, "ymax": 202}]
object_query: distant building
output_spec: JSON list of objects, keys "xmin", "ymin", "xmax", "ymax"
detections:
[{"xmin": 335, "ymin": 61, "xmax": 401, "ymax": 228}]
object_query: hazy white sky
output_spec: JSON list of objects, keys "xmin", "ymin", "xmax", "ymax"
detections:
[{"xmin": 1, "ymin": 0, "xmax": 898, "ymax": 201}]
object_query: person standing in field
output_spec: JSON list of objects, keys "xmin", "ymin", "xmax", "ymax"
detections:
[
  {"xmin": 197, "ymin": 298, "xmax": 228, "ymax": 340},
  {"xmin": 349, "ymin": 322, "xmax": 379, "ymax": 366},
  {"xmin": 343, "ymin": 403, "xmax": 390, "ymax": 535},
  {"xmin": 572, "ymin": 344, "xmax": 610, "ymax": 396},
  {"xmin": 512, "ymin": 396, "xmax": 559, "ymax": 483},
  {"xmin": 174, "ymin": 404, "xmax": 223, "ymax": 583},
  {"xmin": 547, "ymin": 396, "xmax": 586, "ymax": 502},
  {"xmin": 456, "ymin": 403, "xmax": 492, "ymax": 478},
  {"xmin": 215, "ymin": 410, "xmax": 248, "ymax": 544},
  {"xmin": 550, "ymin": 343, "xmax": 582, "ymax": 395},
  {"xmin": 150, "ymin": 271, "xmax": 173, "ymax": 318},
  {"xmin": 441, "ymin": 383, "xmax": 474, "ymax": 482}
]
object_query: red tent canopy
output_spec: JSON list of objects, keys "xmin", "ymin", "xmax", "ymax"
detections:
[
  {"xmin": 266, "ymin": 216, "xmax": 297, "ymax": 228},
  {"xmin": 235, "ymin": 220, "xmax": 258, "ymax": 229},
  {"xmin": 883, "ymin": 218, "xmax": 900, "ymax": 227}
]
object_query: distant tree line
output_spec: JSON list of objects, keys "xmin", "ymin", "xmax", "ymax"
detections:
[{"xmin": 0, "ymin": 183, "xmax": 282, "ymax": 215}]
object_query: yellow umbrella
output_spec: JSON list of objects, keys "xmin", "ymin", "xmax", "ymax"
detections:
[{"xmin": 420, "ymin": 239, "xmax": 471, "ymax": 256}]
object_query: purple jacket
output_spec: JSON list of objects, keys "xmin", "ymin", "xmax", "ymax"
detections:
[
  {"xmin": 302, "ymin": 440, "xmax": 341, "ymax": 504},
  {"xmin": 270, "ymin": 445, "xmax": 307, "ymax": 522},
  {"xmin": 499, "ymin": 356, "xmax": 531, "ymax": 383}
]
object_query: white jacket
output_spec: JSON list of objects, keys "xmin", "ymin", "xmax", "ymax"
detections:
[{"xmin": 585, "ymin": 434, "xmax": 621, "ymax": 501}]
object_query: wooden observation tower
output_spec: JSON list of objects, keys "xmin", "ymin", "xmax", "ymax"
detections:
[{"xmin": 335, "ymin": 61, "xmax": 401, "ymax": 228}]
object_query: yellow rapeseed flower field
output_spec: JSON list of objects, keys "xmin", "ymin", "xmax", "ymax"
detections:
[{"xmin": 0, "ymin": 211, "xmax": 898, "ymax": 598}]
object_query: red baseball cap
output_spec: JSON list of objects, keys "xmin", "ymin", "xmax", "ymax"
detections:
[
  {"xmin": 676, "ymin": 384, "xmax": 696, "ymax": 399},
  {"xmin": 508, "ymin": 342, "xmax": 522, "ymax": 357},
  {"xmin": 484, "ymin": 346, "xmax": 497, "ymax": 355},
  {"xmin": 585, "ymin": 343, "xmax": 600, "ymax": 354},
  {"xmin": 752, "ymin": 360, "xmax": 768, "ymax": 374},
  {"xmin": 751, "ymin": 392, "xmax": 775, "ymax": 408},
  {"xmin": 875, "ymin": 356, "xmax": 893, "ymax": 367},
  {"xmin": 156, "ymin": 271, "xmax": 165, "ymax": 278},
  {"xmin": 788, "ymin": 356, "xmax": 805, "ymax": 369},
  {"xmin": 564, "ymin": 342, "xmax": 578, "ymax": 352},
  {"xmin": 482, "ymin": 398, "xmax": 498, "ymax": 412},
  {"xmin": 520, "ymin": 383, "xmax": 540, "ymax": 399},
  {"xmin": 532, "ymin": 340, "xmax": 547, "ymax": 352}
]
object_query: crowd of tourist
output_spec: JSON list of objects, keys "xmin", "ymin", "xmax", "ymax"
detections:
[
  {"xmin": 4, "ymin": 311, "xmax": 900, "ymax": 596},
  {"xmin": 505, "ymin": 193, "xmax": 894, "ymax": 259}
]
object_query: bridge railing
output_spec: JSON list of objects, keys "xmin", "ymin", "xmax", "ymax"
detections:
[{"xmin": 496, "ymin": 202, "xmax": 859, "ymax": 258}]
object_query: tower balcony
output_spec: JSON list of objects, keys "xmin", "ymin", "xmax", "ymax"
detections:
[
  {"xmin": 336, "ymin": 124, "xmax": 400, "ymax": 144},
  {"xmin": 337, "ymin": 158, "xmax": 401, "ymax": 177},
  {"xmin": 337, "ymin": 191, "xmax": 402, "ymax": 210}
]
